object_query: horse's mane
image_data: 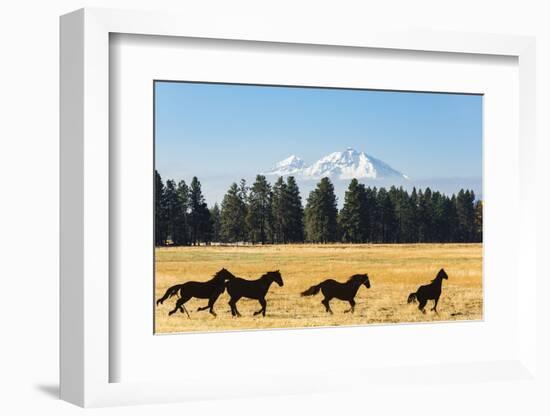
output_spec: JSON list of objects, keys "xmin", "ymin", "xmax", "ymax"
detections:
[
  {"xmin": 431, "ymin": 269, "xmax": 447, "ymax": 282},
  {"xmin": 260, "ymin": 270, "xmax": 279, "ymax": 279},
  {"xmin": 212, "ymin": 268, "xmax": 233, "ymax": 281},
  {"xmin": 347, "ymin": 274, "xmax": 367, "ymax": 283}
]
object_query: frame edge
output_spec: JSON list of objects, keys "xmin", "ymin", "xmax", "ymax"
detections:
[{"xmin": 60, "ymin": 8, "xmax": 85, "ymax": 407}]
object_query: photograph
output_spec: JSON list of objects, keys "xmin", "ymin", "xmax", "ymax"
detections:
[{"xmin": 154, "ymin": 81, "xmax": 483, "ymax": 334}]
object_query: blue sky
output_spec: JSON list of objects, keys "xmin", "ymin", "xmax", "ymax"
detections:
[{"xmin": 155, "ymin": 81, "xmax": 482, "ymax": 204}]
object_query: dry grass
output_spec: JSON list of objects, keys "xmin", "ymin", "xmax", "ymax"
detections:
[{"xmin": 155, "ymin": 243, "xmax": 482, "ymax": 333}]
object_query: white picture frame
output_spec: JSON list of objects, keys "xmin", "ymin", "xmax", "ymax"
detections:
[{"xmin": 60, "ymin": 8, "xmax": 538, "ymax": 408}]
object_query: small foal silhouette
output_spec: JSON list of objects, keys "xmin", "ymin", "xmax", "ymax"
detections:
[
  {"xmin": 407, "ymin": 268, "xmax": 448, "ymax": 314},
  {"xmin": 156, "ymin": 268, "xmax": 235, "ymax": 317},
  {"xmin": 301, "ymin": 274, "xmax": 371, "ymax": 314}
]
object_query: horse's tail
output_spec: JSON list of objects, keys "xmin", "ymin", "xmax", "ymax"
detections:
[
  {"xmin": 301, "ymin": 283, "xmax": 322, "ymax": 297},
  {"xmin": 407, "ymin": 292, "xmax": 417, "ymax": 304},
  {"xmin": 156, "ymin": 284, "xmax": 183, "ymax": 306}
]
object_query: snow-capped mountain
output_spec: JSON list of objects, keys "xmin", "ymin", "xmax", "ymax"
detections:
[
  {"xmin": 265, "ymin": 154, "xmax": 307, "ymax": 176},
  {"xmin": 265, "ymin": 148, "xmax": 408, "ymax": 180}
]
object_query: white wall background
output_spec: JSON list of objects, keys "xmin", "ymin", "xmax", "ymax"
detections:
[{"xmin": 0, "ymin": 1, "xmax": 548, "ymax": 414}]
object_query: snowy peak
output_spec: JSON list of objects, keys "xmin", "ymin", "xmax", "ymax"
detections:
[
  {"xmin": 265, "ymin": 148, "xmax": 407, "ymax": 180},
  {"xmin": 303, "ymin": 148, "xmax": 370, "ymax": 179},
  {"xmin": 266, "ymin": 154, "xmax": 307, "ymax": 175}
]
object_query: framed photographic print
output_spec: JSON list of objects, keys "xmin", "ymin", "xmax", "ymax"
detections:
[
  {"xmin": 60, "ymin": 7, "xmax": 539, "ymax": 409},
  {"xmin": 153, "ymin": 81, "xmax": 483, "ymax": 334}
]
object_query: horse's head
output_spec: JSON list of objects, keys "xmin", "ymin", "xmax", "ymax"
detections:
[
  {"xmin": 359, "ymin": 273, "xmax": 371, "ymax": 289},
  {"xmin": 265, "ymin": 270, "xmax": 284, "ymax": 287},
  {"xmin": 348, "ymin": 273, "xmax": 370, "ymax": 288},
  {"xmin": 364, "ymin": 274, "xmax": 371, "ymax": 288},
  {"xmin": 215, "ymin": 268, "xmax": 236, "ymax": 282},
  {"xmin": 437, "ymin": 268, "xmax": 448, "ymax": 280}
]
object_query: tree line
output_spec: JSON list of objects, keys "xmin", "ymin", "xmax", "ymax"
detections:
[{"xmin": 155, "ymin": 170, "xmax": 482, "ymax": 246}]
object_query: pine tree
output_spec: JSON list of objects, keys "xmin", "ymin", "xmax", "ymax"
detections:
[
  {"xmin": 339, "ymin": 179, "xmax": 367, "ymax": 243},
  {"xmin": 448, "ymin": 194, "xmax": 459, "ymax": 241},
  {"xmin": 388, "ymin": 186, "xmax": 401, "ymax": 242},
  {"xmin": 238, "ymin": 179, "xmax": 249, "ymax": 242},
  {"xmin": 246, "ymin": 175, "xmax": 273, "ymax": 244},
  {"xmin": 418, "ymin": 188, "xmax": 434, "ymax": 242},
  {"xmin": 271, "ymin": 177, "xmax": 288, "ymax": 243},
  {"xmin": 406, "ymin": 187, "xmax": 419, "ymax": 242},
  {"xmin": 164, "ymin": 179, "xmax": 180, "ymax": 244},
  {"xmin": 377, "ymin": 187, "xmax": 398, "ymax": 243},
  {"xmin": 456, "ymin": 189, "xmax": 475, "ymax": 242},
  {"xmin": 272, "ymin": 176, "xmax": 304, "ymax": 244},
  {"xmin": 285, "ymin": 176, "xmax": 304, "ymax": 243},
  {"xmin": 210, "ymin": 203, "xmax": 221, "ymax": 243},
  {"xmin": 467, "ymin": 190, "xmax": 477, "ymax": 241},
  {"xmin": 474, "ymin": 200, "xmax": 483, "ymax": 242},
  {"xmin": 154, "ymin": 170, "xmax": 168, "ymax": 246},
  {"xmin": 199, "ymin": 202, "xmax": 213, "ymax": 244},
  {"xmin": 388, "ymin": 186, "xmax": 405, "ymax": 243},
  {"xmin": 238, "ymin": 179, "xmax": 249, "ymax": 204},
  {"xmin": 364, "ymin": 187, "xmax": 378, "ymax": 242},
  {"xmin": 304, "ymin": 177, "xmax": 338, "ymax": 243},
  {"xmin": 172, "ymin": 180, "xmax": 189, "ymax": 245},
  {"xmin": 220, "ymin": 183, "xmax": 248, "ymax": 243},
  {"xmin": 431, "ymin": 191, "xmax": 449, "ymax": 243},
  {"xmin": 188, "ymin": 177, "xmax": 208, "ymax": 245},
  {"xmin": 396, "ymin": 187, "xmax": 416, "ymax": 243}
]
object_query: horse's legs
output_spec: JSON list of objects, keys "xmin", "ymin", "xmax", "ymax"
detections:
[
  {"xmin": 168, "ymin": 303, "xmax": 179, "ymax": 316},
  {"xmin": 208, "ymin": 296, "xmax": 219, "ymax": 317},
  {"xmin": 254, "ymin": 298, "xmax": 267, "ymax": 317},
  {"xmin": 431, "ymin": 296, "xmax": 440, "ymax": 314},
  {"xmin": 322, "ymin": 298, "xmax": 333, "ymax": 314},
  {"xmin": 418, "ymin": 297, "xmax": 428, "ymax": 314},
  {"xmin": 234, "ymin": 300, "xmax": 242, "ymax": 317},
  {"xmin": 169, "ymin": 299, "xmax": 191, "ymax": 318},
  {"xmin": 228, "ymin": 298, "xmax": 236, "ymax": 316},
  {"xmin": 168, "ymin": 293, "xmax": 191, "ymax": 317},
  {"xmin": 197, "ymin": 300, "xmax": 218, "ymax": 316},
  {"xmin": 229, "ymin": 297, "xmax": 242, "ymax": 317},
  {"xmin": 344, "ymin": 299, "xmax": 356, "ymax": 314},
  {"xmin": 199, "ymin": 299, "xmax": 217, "ymax": 316},
  {"xmin": 206, "ymin": 293, "xmax": 221, "ymax": 317}
]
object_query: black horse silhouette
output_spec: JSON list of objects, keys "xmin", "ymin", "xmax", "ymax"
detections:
[
  {"xmin": 407, "ymin": 268, "xmax": 449, "ymax": 314},
  {"xmin": 156, "ymin": 268, "xmax": 236, "ymax": 317},
  {"xmin": 301, "ymin": 274, "xmax": 371, "ymax": 314},
  {"xmin": 226, "ymin": 270, "xmax": 284, "ymax": 317}
]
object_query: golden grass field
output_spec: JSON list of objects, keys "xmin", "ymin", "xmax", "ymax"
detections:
[{"xmin": 155, "ymin": 243, "xmax": 482, "ymax": 334}]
